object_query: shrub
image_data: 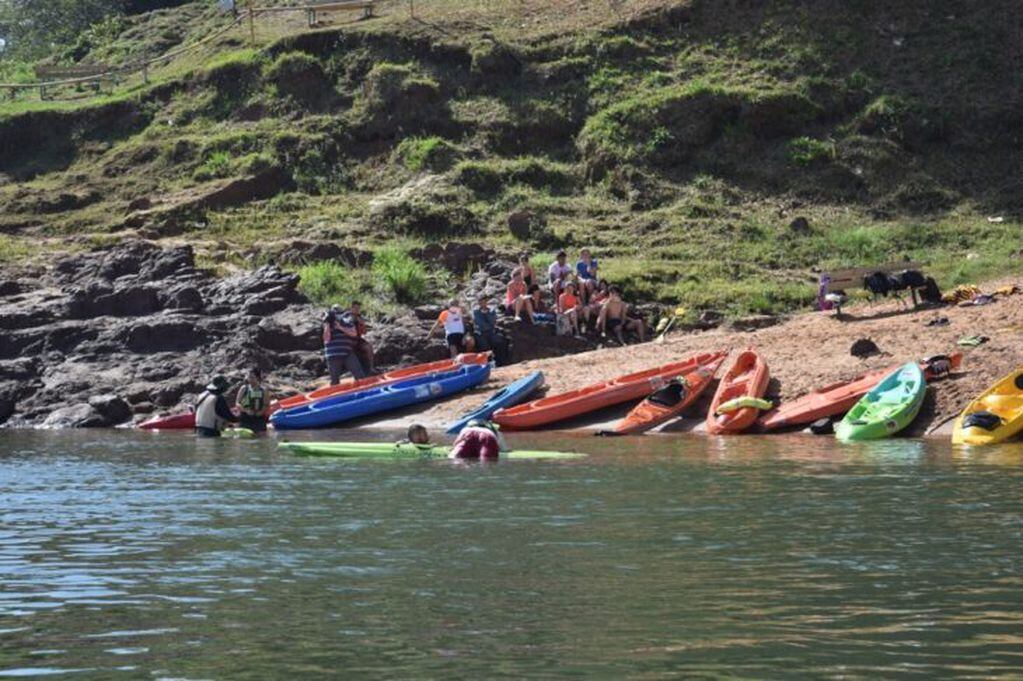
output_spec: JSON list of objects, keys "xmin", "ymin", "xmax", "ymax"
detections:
[
  {"xmin": 393, "ymin": 136, "xmax": 459, "ymax": 172},
  {"xmin": 786, "ymin": 136, "xmax": 836, "ymax": 166},
  {"xmin": 265, "ymin": 52, "xmax": 330, "ymax": 104},
  {"xmin": 454, "ymin": 157, "xmax": 576, "ymax": 195},
  {"xmin": 193, "ymin": 150, "xmax": 232, "ymax": 181},
  {"xmin": 297, "ymin": 261, "xmax": 371, "ymax": 306},
  {"xmin": 372, "ymin": 247, "xmax": 429, "ymax": 304}
]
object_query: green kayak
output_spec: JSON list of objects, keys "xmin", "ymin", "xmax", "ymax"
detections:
[
  {"xmin": 835, "ymin": 361, "xmax": 926, "ymax": 441},
  {"xmin": 278, "ymin": 441, "xmax": 586, "ymax": 460}
]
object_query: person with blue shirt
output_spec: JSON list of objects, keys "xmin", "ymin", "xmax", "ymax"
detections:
[{"xmin": 575, "ymin": 248, "xmax": 598, "ymax": 305}]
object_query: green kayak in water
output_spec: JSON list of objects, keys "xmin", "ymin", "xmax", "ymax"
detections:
[
  {"xmin": 278, "ymin": 441, "xmax": 586, "ymax": 460},
  {"xmin": 835, "ymin": 361, "xmax": 927, "ymax": 441}
]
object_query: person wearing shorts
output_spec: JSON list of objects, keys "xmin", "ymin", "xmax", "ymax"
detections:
[
  {"xmin": 450, "ymin": 419, "xmax": 506, "ymax": 460},
  {"xmin": 427, "ymin": 299, "xmax": 468, "ymax": 358}
]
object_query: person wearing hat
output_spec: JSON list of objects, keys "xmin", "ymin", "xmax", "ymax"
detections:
[
  {"xmin": 324, "ymin": 307, "xmax": 366, "ymax": 385},
  {"xmin": 194, "ymin": 375, "xmax": 239, "ymax": 437},
  {"xmin": 449, "ymin": 418, "xmax": 507, "ymax": 460}
]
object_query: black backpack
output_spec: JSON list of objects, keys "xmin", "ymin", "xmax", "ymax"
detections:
[
  {"xmin": 863, "ymin": 272, "xmax": 891, "ymax": 296},
  {"xmin": 920, "ymin": 277, "xmax": 942, "ymax": 304}
]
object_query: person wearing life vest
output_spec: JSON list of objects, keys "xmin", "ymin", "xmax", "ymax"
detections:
[
  {"xmin": 323, "ymin": 309, "xmax": 366, "ymax": 386},
  {"xmin": 195, "ymin": 375, "xmax": 239, "ymax": 438},
  {"xmin": 236, "ymin": 367, "xmax": 270, "ymax": 432},
  {"xmin": 450, "ymin": 419, "xmax": 507, "ymax": 460}
]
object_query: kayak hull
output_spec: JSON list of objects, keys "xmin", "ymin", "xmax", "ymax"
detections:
[
  {"xmin": 270, "ymin": 363, "xmax": 491, "ymax": 430},
  {"xmin": 835, "ymin": 362, "xmax": 926, "ymax": 441},
  {"xmin": 138, "ymin": 411, "xmax": 196, "ymax": 430},
  {"xmin": 278, "ymin": 441, "xmax": 584, "ymax": 460},
  {"xmin": 445, "ymin": 371, "xmax": 545, "ymax": 435},
  {"xmin": 758, "ymin": 353, "xmax": 962, "ymax": 431},
  {"xmin": 270, "ymin": 352, "xmax": 491, "ymax": 414},
  {"xmin": 612, "ymin": 354, "xmax": 726, "ymax": 434},
  {"xmin": 706, "ymin": 349, "xmax": 770, "ymax": 435},
  {"xmin": 492, "ymin": 351, "xmax": 727, "ymax": 430},
  {"xmin": 952, "ymin": 366, "xmax": 1023, "ymax": 445}
]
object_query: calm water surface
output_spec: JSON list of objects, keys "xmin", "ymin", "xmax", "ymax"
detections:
[{"xmin": 1, "ymin": 429, "xmax": 1022, "ymax": 679}]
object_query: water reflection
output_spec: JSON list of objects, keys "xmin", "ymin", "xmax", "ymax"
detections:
[{"xmin": 0, "ymin": 429, "xmax": 1021, "ymax": 677}]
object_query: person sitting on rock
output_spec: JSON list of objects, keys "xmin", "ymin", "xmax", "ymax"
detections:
[
  {"xmin": 512, "ymin": 254, "xmax": 536, "ymax": 288},
  {"xmin": 575, "ymin": 248, "xmax": 599, "ymax": 305},
  {"xmin": 323, "ymin": 308, "xmax": 366, "ymax": 385},
  {"xmin": 427, "ymin": 299, "xmax": 468, "ymax": 358},
  {"xmin": 597, "ymin": 286, "xmax": 646, "ymax": 345},
  {"xmin": 195, "ymin": 375, "xmax": 238, "ymax": 438},
  {"xmin": 557, "ymin": 281, "xmax": 585, "ymax": 337},
  {"xmin": 473, "ymin": 296, "xmax": 511, "ymax": 366},
  {"xmin": 235, "ymin": 367, "xmax": 270, "ymax": 432},
  {"xmin": 528, "ymin": 284, "xmax": 553, "ymax": 323},
  {"xmin": 504, "ymin": 270, "xmax": 531, "ymax": 322},
  {"xmin": 340, "ymin": 301, "xmax": 375, "ymax": 375},
  {"xmin": 588, "ymin": 279, "xmax": 611, "ymax": 320},
  {"xmin": 548, "ymin": 250, "xmax": 572, "ymax": 298},
  {"xmin": 450, "ymin": 419, "xmax": 507, "ymax": 460}
]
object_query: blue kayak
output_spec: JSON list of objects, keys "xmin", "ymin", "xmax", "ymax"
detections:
[
  {"xmin": 446, "ymin": 370, "xmax": 545, "ymax": 435},
  {"xmin": 271, "ymin": 363, "xmax": 491, "ymax": 430}
]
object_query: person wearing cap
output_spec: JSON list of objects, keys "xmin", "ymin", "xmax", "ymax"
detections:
[
  {"xmin": 449, "ymin": 418, "xmax": 507, "ymax": 460},
  {"xmin": 324, "ymin": 307, "xmax": 366, "ymax": 385},
  {"xmin": 472, "ymin": 296, "xmax": 510, "ymax": 366},
  {"xmin": 235, "ymin": 366, "xmax": 270, "ymax": 432},
  {"xmin": 194, "ymin": 375, "xmax": 239, "ymax": 437}
]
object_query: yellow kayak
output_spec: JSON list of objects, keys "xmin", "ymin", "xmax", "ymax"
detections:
[{"xmin": 952, "ymin": 367, "xmax": 1023, "ymax": 445}]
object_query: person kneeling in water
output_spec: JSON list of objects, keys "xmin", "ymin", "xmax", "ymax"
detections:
[
  {"xmin": 236, "ymin": 367, "xmax": 270, "ymax": 432},
  {"xmin": 450, "ymin": 419, "xmax": 507, "ymax": 460},
  {"xmin": 195, "ymin": 375, "xmax": 238, "ymax": 437}
]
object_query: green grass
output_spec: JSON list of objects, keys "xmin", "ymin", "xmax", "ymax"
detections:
[
  {"xmin": 371, "ymin": 246, "xmax": 430, "ymax": 305},
  {"xmin": 787, "ymin": 136, "xmax": 836, "ymax": 166},
  {"xmin": 297, "ymin": 260, "xmax": 375, "ymax": 308}
]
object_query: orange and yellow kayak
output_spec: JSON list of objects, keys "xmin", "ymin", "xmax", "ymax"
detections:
[
  {"xmin": 270, "ymin": 353, "xmax": 491, "ymax": 414},
  {"xmin": 706, "ymin": 349, "xmax": 770, "ymax": 435},
  {"xmin": 493, "ymin": 351, "xmax": 726, "ymax": 430},
  {"xmin": 757, "ymin": 353, "xmax": 962, "ymax": 432},
  {"xmin": 610, "ymin": 353, "xmax": 727, "ymax": 435}
]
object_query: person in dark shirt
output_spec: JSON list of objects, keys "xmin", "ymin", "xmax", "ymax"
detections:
[{"xmin": 472, "ymin": 297, "xmax": 510, "ymax": 366}]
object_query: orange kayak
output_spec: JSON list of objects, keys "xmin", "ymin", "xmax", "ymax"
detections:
[
  {"xmin": 269, "ymin": 353, "xmax": 491, "ymax": 414},
  {"xmin": 493, "ymin": 351, "xmax": 727, "ymax": 430},
  {"xmin": 611, "ymin": 353, "xmax": 727, "ymax": 435},
  {"xmin": 757, "ymin": 353, "xmax": 962, "ymax": 431},
  {"xmin": 706, "ymin": 349, "xmax": 770, "ymax": 435}
]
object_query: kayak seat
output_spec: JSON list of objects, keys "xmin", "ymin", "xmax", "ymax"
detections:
[
  {"xmin": 1015, "ymin": 374, "xmax": 1023, "ymax": 391},
  {"xmin": 649, "ymin": 380, "xmax": 686, "ymax": 408},
  {"xmin": 963, "ymin": 411, "xmax": 1003, "ymax": 431}
]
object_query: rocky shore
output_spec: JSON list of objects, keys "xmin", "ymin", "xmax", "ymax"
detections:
[{"xmin": 0, "ymin": 241, "xmax": 603, "ymax": 428}]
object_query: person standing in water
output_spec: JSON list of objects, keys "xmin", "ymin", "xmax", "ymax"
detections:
[
  {"xmin": 450, "ymin": 419, "xmax": 507, "ymax": 460},
  {"xmin": 195, "ymin": 375, "xmax": 239, "ymax": 438},
  {"xmin": 235, "ymin": 367, "xmax": 270, "ymax": 432}
]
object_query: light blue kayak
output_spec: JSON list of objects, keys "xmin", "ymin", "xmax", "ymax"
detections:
[
  {"xmin": 835, "ymin": 362, "xmax": 926, "ymax": 441},
  {"xmin": 446, "ymin": 371, "xmax": 545, "ymax": 435}
]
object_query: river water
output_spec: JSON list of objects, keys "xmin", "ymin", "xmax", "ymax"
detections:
[{"xmin": 1, "ymin": 429, "xmax": 1022, "ymax": 678}]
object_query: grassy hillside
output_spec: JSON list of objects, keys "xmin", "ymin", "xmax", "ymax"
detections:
[{"xmin": 1, "ymin": 0, "xmax": 1020, "ymax": 318}]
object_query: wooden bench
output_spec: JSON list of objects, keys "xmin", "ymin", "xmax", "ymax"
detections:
[
  {"xmin": 821, "ymin": 261, "xmax": 928, "ymax": 314},
  {"xmin": 307, "ymin": 0, "xmax": 374, "ymax": 26},
  {"xmin": 34, "ymin": 64, "xmax": 113, "ymax": 99}
]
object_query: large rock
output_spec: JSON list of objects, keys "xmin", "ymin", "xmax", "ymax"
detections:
[
  {"xmin": 88, "ymin": 395, "xmax": 132, "ymax": 425},
  {"xmin": 42, "ymin": 404, "xmax": 108, "ymax": 428}
]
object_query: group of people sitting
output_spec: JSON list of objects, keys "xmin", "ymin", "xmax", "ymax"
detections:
[
  {"xmin": 425, "ymin": 296, "xmax": 511, "ymax": 364},
  {"xmin": 503, "ymin": 249, "xmax": 647, "ymax": 344}
]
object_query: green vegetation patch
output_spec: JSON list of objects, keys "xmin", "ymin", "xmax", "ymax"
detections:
[
  {"xmin": 393, "ymin": 136, "xmax": 460, "ymax": 172},
  {"xmin": 454, "ymin": 157, "xmax": 578, "ymax": 196}
]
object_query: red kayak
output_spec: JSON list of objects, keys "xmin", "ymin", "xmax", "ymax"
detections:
[
  {"xmin": 706, "ymin": 349, "xmax": 770, "ymax": 435},
  {"xmin": 138, "ymin": 411, "xmax": 198, "ymax": 430},
  {"xmin": 757, "ymin": 352, "xmax": 963, "ymax": 431},
  {"xmin": 139, "ymin": 353, "xmax": 492, "ymax": 430},
  {"xmin": 493, "ymin": 351, "xmax": 726, "ymax": 430},
  {"xmin": 610, "ymin": 353, "xmax": 727, "ymax": 435},
  {"xmin": 270, "ymin": 352, "xmax": 491, "ymax": 414}
]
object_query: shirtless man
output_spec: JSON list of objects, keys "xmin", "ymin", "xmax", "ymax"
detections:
[{"xmin": 597, "ymin": 286, "xmax": 646, "ymax": 344}]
